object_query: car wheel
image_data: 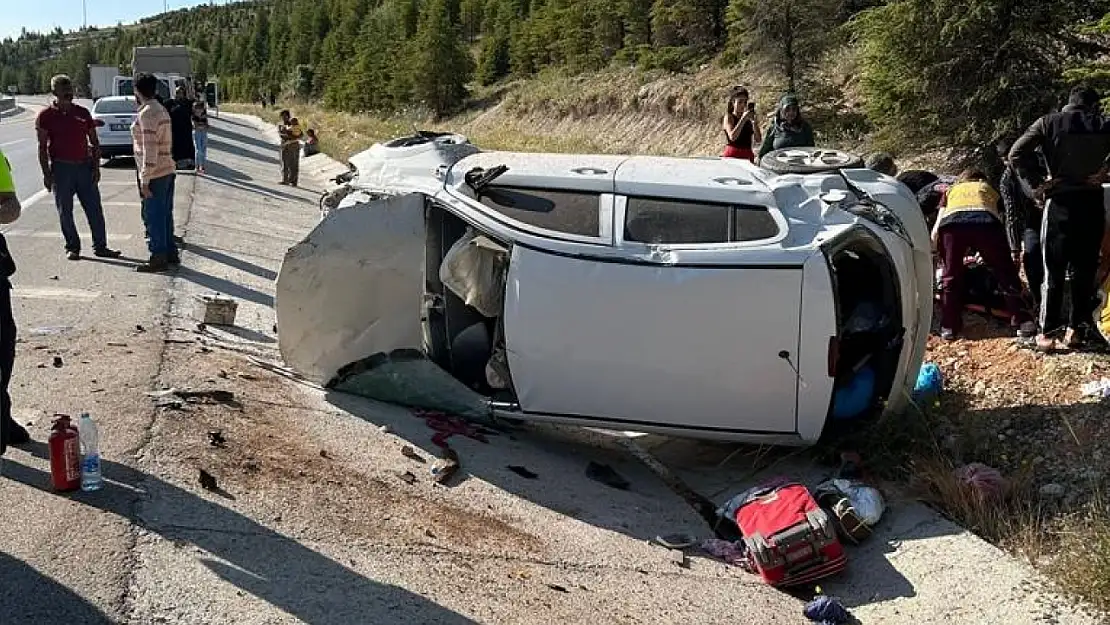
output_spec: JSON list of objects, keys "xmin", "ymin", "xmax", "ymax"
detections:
[{"xmin": 759, "ymin": 147, "xmax": 865, "ymax": 174}]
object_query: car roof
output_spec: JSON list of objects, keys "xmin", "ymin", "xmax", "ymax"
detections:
[
  {"xmin": 448, "ymin": 152, "xmax": 776, "ymax": 205},
  {"xmin": 96, "ymin": 96, "xmax": 136, "ymax": 102}
]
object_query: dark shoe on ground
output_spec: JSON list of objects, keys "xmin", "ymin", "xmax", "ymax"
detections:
[
  {"xmin": 940, "ymin": 328, "xmax": 957, "ymax": 341},
  {"xmin": 66, "ymin": 250, "xmax": 81, "ymax": 261},
  {"xmin": 1065, "ymin": 326, "xmax": 1087, "ymax": 350},
  {"xmin": 173, "ymin": 235, "xmax": 185, "ymax": 246},
  {"xmin": 136, "ymin": 255, "xmax": 170, "ymax": 273},
  {"xmin": 94, "ymin": 248, "xmax": 122, "ymax": 258},
  {"xmin": 1014, "ymin": 321, "xmax": 1037, "ymax": 338},
  {"xmin": 4, "ymin": 420, "xmax": 30, "ymax": 446}
]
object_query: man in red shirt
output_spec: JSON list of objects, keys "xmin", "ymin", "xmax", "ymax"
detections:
[{"xmin": 35, "ymin": 74, "xmax": 121, "ymax": 261}]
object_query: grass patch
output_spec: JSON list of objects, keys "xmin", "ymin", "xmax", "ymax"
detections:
[{"xmin": 1050, "ymin": 503, "xmax": 1110, "ymax": 612}]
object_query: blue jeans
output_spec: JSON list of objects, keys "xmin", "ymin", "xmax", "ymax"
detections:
[
  {"xmin": 142, "ymin": 174, "xmax": 177, "ymax": 257},
  {"xmin": 52, "ymin": 160, "xmax": 108, "ymax": 252},
  {"xmin": 194, "ymin": 130, "xmax": 208, "ymax": 169}
]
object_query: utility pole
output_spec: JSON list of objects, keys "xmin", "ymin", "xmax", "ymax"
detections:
[{"xmin": 83, "ymin": 0, "xmax": 87, "ymax": 29}]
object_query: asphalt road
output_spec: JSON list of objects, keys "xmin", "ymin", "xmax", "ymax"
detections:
[{"xmin": 0, "ymin": 95, "xmax": 53, "ymax": 205}]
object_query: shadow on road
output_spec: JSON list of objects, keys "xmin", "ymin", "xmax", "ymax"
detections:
[
  {"xmin": 0, "ymin": 551, "xmax": 115, "ymax": 623},
  {"xmin": 208, "ymin": 136, "xmax": 278, "ymax": 165},
  {"xmin": 186, "ymin": 242, "xmax": 278, "ymax": 281},
  {"xmin": 202, "ymin": 162, "xmax": 313, "ymax": 204},
  {"xmin": 209, "ymin": 124, "xmax": 280, "ymax": 154},
  {"xmin": 3, "ymin": 445, "xmax": 478, "ymax": 625},
  {"xmin": 176, "ymin": 265, "xmax": 274, "ymax": 307}
]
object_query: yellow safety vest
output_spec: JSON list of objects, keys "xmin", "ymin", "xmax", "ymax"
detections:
[{"xmin": 931, "ymin": 181, "xmax": 1001, "ymax": 241}]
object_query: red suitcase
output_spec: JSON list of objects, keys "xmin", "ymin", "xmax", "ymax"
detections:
[{"xmin": 735, "ymin": 482, "xmax": 847, "ymax": 587}]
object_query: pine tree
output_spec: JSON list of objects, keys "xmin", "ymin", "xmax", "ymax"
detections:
[{"xmin": 409, "ymin": 0, "xmax": 474, "ymax": 116}]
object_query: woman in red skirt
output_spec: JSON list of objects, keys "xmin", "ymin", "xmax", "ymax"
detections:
[{"xmin": 721, "ymin": 86, "xmax": 761, "ymax": 163}]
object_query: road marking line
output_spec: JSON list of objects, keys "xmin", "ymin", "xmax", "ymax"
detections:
[
  {"xmin": 13, "ymin": 287, "xmax": 101, "ymax": 301},
  {"xmin": 3, "ymin": 230, "xmax": 133, "ymax": 241},
  {"xmin": 0, "ymin": 139, "xmax": 28, "ymax": 148},
  {"xmin": 18, "ymin": 188, "xmax": 48, "ymax": 208}
]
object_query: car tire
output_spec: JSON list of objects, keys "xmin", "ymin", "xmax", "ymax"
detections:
[{"xmin": 759, "ymin": 147, "xmax": 865, "ymax": 174}]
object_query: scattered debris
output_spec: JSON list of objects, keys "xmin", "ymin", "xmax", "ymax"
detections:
[
  {"xmin": 424, "ymin": 528, "xmax": 436, "ymax": 538},
  {"xmin": 654, "ymin": 533, "xmax": 697, "ymax": 549},
  {"xmin": 237, "ymin": 372, "xmax": 257, "ymax": 381},
  {"xmin": 401, "ymin": 446, "xmax": 425, "ymax": 462},
  {"xmin": 135, "ymin": 324, "xmax": 146, "ymax": 333},
  {"xmin": 398, "ymin": 471, "xmax": 417, "ymax": 485},
  {"xmin": 164, "ymin": 339, "xmax": 193, "ymax": 345},
  {"xmin": 106, "ymin": 342, "xmax": 128, "ymax": 347},
  {"xmin": 913, "ymin": 362, "xmax": 944, "ymax": 405},
  {"xmin": 208, "ymin": 430, "xmax": 227, "ymax": 448},
  {"xmin": 145, "ymin": 388, "xmax": 238, "ymax": 406},
  {"xmin": 1080, "ymin": 378, "xmax": 1110, "ymax": 399},
  {"xmin": 30, "ymin": 325, "xmax": 72, "ymax": 336},
  {"xmin": 546, "ymin": 584, "xmax": 569, "ymax": 593},
  {"xmin": 51, "ymin": 356, "xmax": 63, "ymax": 368},
  {"xmin": 507, "ymin": 465, "xmax": 538, "ymax": 479},
  {"xmin": 379, "ymin": 424, "xmax": 392, "ymax": 434},
  {"xmin": 430, "ymin": 448, "xmax": 460, "ymax": 485},
  {"xmin": 319, "ymin": 450, "xmax": 329, "ymax": 459},
  {"xmin": 699, "ymin": 538, "xmax": 749, "ymax": 567},
  {"xmin": 585, "ymin": 461, "xmax": 630, "ymax": 490},
  {"xmin": 48, "ymin": 275, "xmax": 58, "ymax": 280},
  {"xmin": 954, "ymin": 463, "xmax": 1007, "ymax": 500},
  {"xmin": 217, "ymin": 370, "xmax": 229, "ymax": 379},
  {"xmin": 198, "ymin": 469, "xmax": 219, "ymax": 492},
  {"xmin": 803, "ymin": 593, "xmax": 852, "ymax": 624}
]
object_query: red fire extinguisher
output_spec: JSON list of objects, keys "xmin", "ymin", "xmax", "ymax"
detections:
[{"xmin": 48, "ymin": 414, "xmax": 81, "ymax": 492}]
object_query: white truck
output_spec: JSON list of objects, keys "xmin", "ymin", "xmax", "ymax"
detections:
[
  {"xmin": 131, "ymin": 46, "xmax": 193, "ymax": 96},
  {"xmin": 88, "ymin": 64, "xmax": 118, "ymax": 100}
]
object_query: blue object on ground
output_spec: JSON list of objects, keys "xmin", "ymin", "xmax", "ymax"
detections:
[
  {"xmin": 803, "ymin": 595, "xmax": 852, "ymax": 624},
  {"xmin": 831, "ymin": 365, "xmax": 875, "ymax": 420},
  {"xmin": 913, "ymin": 362, "xmax": 943, "ymax": 404}
]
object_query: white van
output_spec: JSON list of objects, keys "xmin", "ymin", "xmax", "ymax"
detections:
[{"xmin": 277, "ymin": 136, "xmax": 933, "ymax": 446}]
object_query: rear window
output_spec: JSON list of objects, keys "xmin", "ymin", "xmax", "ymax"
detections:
[
  {"xmin": 624, "ymin": 197, "xmax": 780, "ymax": 244},
  {"xmin": 480, "ymin": 187, "xmax": 600, "ymax": 237},
  {"xmin": 94, "ymin": 98, "xmax": 137, "ymax": 114}
]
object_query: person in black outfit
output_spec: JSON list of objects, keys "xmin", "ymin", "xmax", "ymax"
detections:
[
  {"xmin": 167, "ymin": 86, "xmax": 196, "ymax": 169},
  {"xmin": 1009, "ymin": 86, "xmax": 1110, "ymax": 352},
  {"xmin": 0, "ymin": 152, "xmax": 25, "ymax": 454},
  {"xmin": 996, "ymin": 137, "xmax": 1044, "ymax": 310}
]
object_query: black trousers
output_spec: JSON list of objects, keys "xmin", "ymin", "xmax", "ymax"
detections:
[
  {"xmin": 1040, "ymin": 190, "xmax": 1105, "ymax": 336},
  {"xmin": 0, "ymin": 285, "xmax": 14, "ymax": 456},
  {"xmin": 1022, "ymin": 210, "xmax": 1044, "ymax": 308}
]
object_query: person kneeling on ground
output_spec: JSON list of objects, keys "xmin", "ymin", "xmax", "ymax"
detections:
[
  {"xmin": 303, "ymin": 128, "xmax": 320, "ymax": 158},
  {"xmin": 933, "ymin": 169, "xmax": 1036, "ymax": 341},
  {"xmin": 131, "ymin": 73, "xmax": 179, "ymax": 273}
]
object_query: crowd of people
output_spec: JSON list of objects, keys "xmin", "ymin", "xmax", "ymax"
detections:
[{"xmin": 723, "ymin": 85, "xmax": 1110, "ymax": 354}]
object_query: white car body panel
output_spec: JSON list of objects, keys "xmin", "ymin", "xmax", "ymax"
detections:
[
  {"xmin": 503, "ymin": 245, "xmax": 805, "ymax": 435},
  {"xmin": 278, "ymin": 136, "xmax": 933, "ymax": 445},
  {"xmin": 275, "ymin": 193, "xmax": 427, "ymax": 384}
]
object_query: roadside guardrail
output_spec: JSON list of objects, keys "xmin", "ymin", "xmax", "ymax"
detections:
[{"xmin": 0, "ymin": 96, "xmax": 15, "ymax": 112}]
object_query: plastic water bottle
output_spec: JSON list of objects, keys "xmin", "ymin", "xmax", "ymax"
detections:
[{"xmin": 79, "ymin": 412, "xmax": 103, "ymax": 492}]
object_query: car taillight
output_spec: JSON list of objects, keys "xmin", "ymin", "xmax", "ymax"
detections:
[
  {"xmin": 827, "ymin": 336, "xmax": 839, "ymax": 377},
  {"xmin": 94, "ymin": 119, "xmax": 105, "ymax": 127}
]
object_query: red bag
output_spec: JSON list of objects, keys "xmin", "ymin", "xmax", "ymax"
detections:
[{"xmin": 735, "ymin": 482, "xmax": 846, "ymax": 587}]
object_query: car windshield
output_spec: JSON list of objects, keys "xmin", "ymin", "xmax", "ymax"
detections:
[{"xmin": 94, "ymin": 98, "xmax": 137, "ymax": 115}]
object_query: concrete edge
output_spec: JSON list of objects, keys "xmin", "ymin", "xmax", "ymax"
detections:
[{"xmin": 0, "ymin": 105, "xmax": 25, "ymax": 119}]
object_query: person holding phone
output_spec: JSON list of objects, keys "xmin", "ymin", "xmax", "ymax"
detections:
[{"xmin": 721, "ymin": 86, "xmax": 761, "ymax": 163}]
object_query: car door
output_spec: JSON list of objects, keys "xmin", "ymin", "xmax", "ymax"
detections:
[{"xmin": 502, "ymin": 194, "xmax": 806, "ymax": 436}]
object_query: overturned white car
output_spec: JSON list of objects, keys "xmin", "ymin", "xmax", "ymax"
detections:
[{"xmin": 277, "ymin": 133, "xmax": 933, "ymax": 446}]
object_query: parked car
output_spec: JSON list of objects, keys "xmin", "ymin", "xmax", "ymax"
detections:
[
  {"xmin": 277, "ymin": 135, "xmax": 933, "ymax": 446},
  {"xmin": 91, "ymin": 96, "xmax": 138, "ymax": 160}
]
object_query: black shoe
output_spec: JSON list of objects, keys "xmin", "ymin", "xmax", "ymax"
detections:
[
  {"xmin": 168, "ymin": 254, "xmax": 181, "ymax": 265},
  {"xmin": 173, "ymin": 235, "xmax": 185, "ymax": 246},
  {"xmin": 94, "ymin": 248, "xmax": 122, "ymax": 258},
  {"xmin": 66, "ymin": 250, "xmax": 81, "ymax": 261},
  {"xmin": 4, "ymin": 420, "xmax": 30, "ymax": 446},
  {"xmin": 136, "ymin": 255, "xmax": 170, "ymax": 273}
]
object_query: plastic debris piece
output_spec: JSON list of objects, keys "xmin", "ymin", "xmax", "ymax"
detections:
[
  {"xmin": 585, "ymin": 462, "xmax": 630, "ymax": 490},
  {"xmin": 913, "ymin": 362, "xmax": 943, "ymax": 404},
  {"xmin": 431, "ymin": 448, "xmax": 460, "ymax": 484},
  {"xmin": 198, "ymin": 469, "xmax": 219, "ymax": 492},
  {"xmin": 803, "ymin": 595, "xmax": 852, "ymax": 624},
  {"xmin": 654, "ymin": 533, "xmax": 698, "ymax": 549},
  {"xmin": 954, "ymin": 462, "xmax": 1007, "ymax": 500},
  {"xmin": 699, "ymin": 538, "xmax": 749, "ymax": 567},
  {"xmin": 1081, "ymin": 378, "xmax": 1110, "ymax": 399},
  {"xmin": 507, "ymin": 465, "xmax": 538, "ymax": 479}
]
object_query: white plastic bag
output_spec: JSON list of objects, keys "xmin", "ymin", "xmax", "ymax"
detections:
[
  {"xmin": 819, "ymin": 478, "xmax": 885, "ymax": 526},
  {"xmin": 439, "ymin": 229, "xmax": 507, "ymax": 318}
]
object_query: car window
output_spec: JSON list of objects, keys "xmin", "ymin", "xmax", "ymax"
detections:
[
  {"xmin": 479, "ymin": 187, "xmax": 600, "ymax": 237},
  {"xmin": 115, "ymin": 80, "xmax": 134, "ymax": 96},
  {"xmin": 94, "ymin": 99, "xmax": 137, "ymax": 115},
  {"xmin": 624, "ymin": 197, "xmax": 780, "ymax": 244}
]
